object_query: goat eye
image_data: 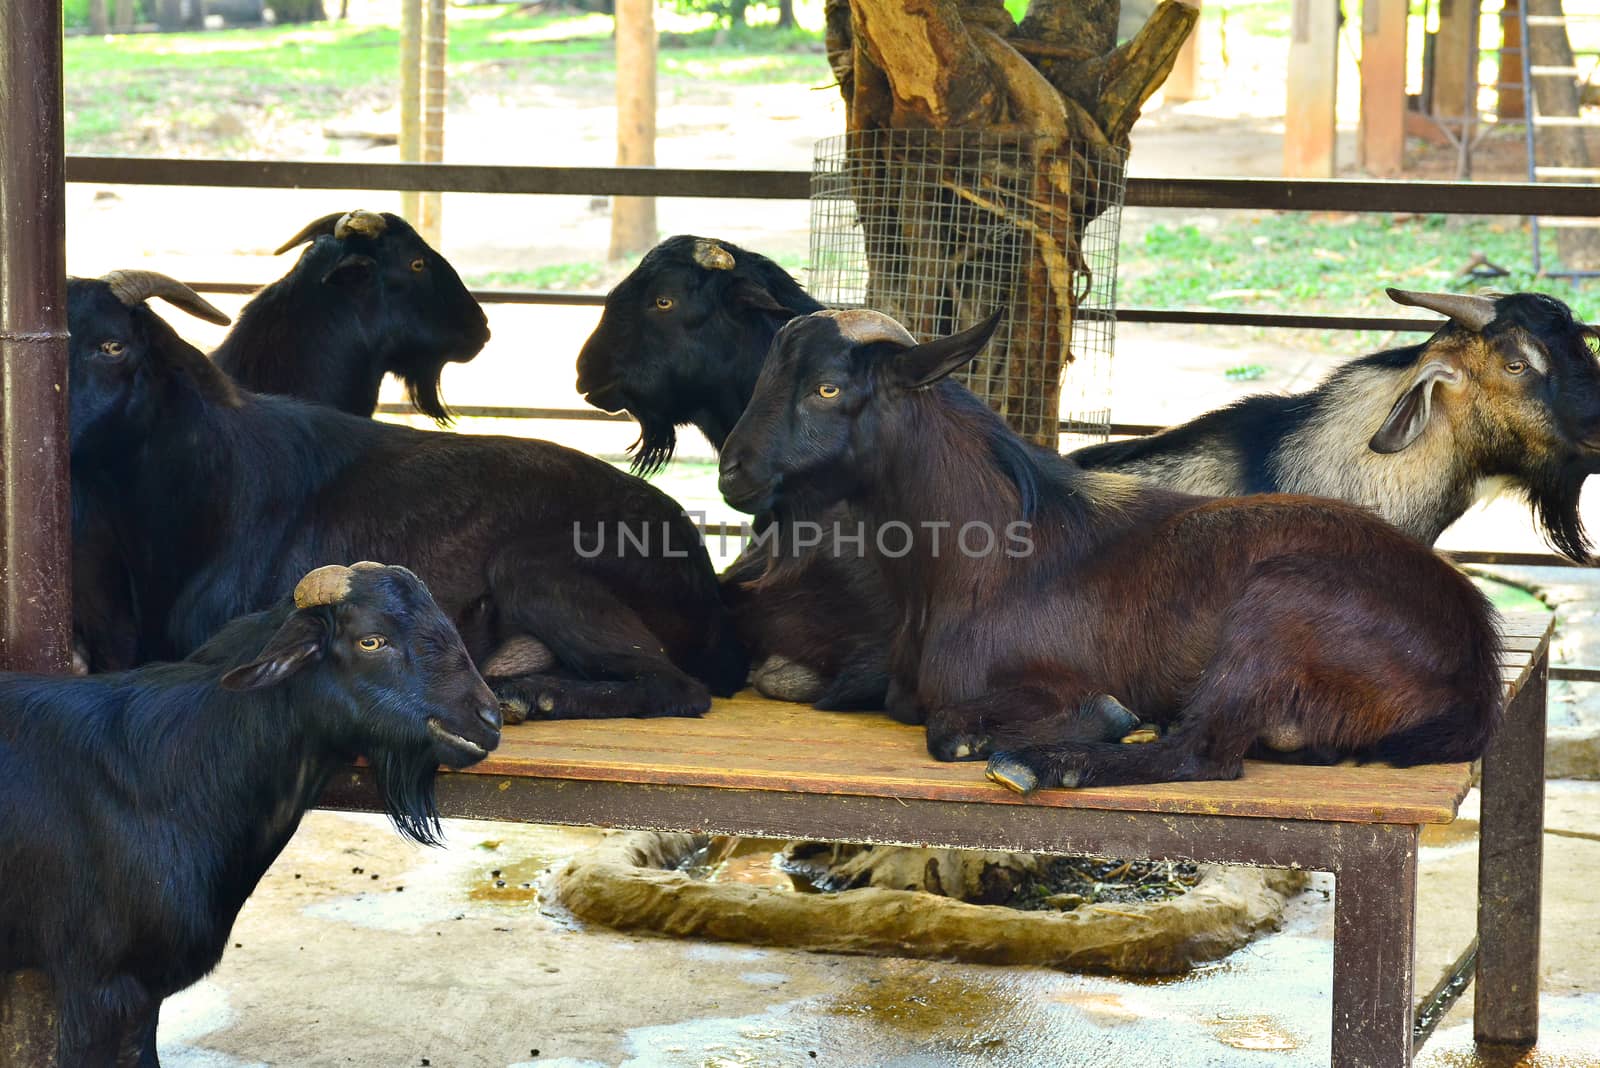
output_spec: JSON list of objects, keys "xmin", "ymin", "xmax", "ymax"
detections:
[
  {"xmin": 655, "ymin": 296, "xmax": 674, "ymax": 311},
  {"xmin": 817, "ymin": 383, "xmax": 841, "ymax": 399},
  {"xmin": 1505, "ymin": 360, "xmax": 1528, "ymax": 375},
  {"xmin": 99, "ymin": 340, "xmax": 126, "ymax": 359},
  {"xmin": 410, "ymin": 258, "xmax": 425, "ymax": 273},
  {"xmin": 357, "ymin": 635, "xmax": 388, "ymax": 652}
]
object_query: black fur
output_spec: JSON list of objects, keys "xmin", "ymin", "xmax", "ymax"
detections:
[
  {"xmin": 213, "ymin": 212, "xmax": 489, "ymax": 424},
  {"xmin": 68, "ymin": 279, "xmax": 745, "ymax": 718},
  {"xmin": 1, "ymin": 565, "xmax": 499, "ymax": 1066}
]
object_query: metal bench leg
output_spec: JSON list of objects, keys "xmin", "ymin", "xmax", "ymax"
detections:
[
  {"xmin": 1475, "ymin": 652, "xmax": 1547, "ymax": 1046},
  {"xmin": 1332, "ymin": 825, "xmax": 1419, "ymax": 1068}
]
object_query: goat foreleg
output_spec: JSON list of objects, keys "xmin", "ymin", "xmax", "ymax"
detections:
[{"xmin": 923, "ymin": 667, "xmax": 1143, "ymax": 762}]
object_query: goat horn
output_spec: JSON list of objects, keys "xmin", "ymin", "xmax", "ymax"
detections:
[
  {"xmin": 1386, "ymin": 288, "xmax": 1498, "ymax": 332},
  {"xmin": 293, "ymin": 564, "xmax": 356, "ymax": 609},
  {"xmin": 693, "ymin": 239, "xmax": 735, "ymax": 271},
  {"xmin": 101, "ymin": 270, "xmax": 231, "ymax": 326},
  {"xmin": 816, "ymin": 309, "xmax": 919, "ymax": 347},
  {"xmin": 334, "ymin": 210, "xmax": 388, "ymax": 241},
  {"xmin": 272, "ymin": 212, "xmax": 345, "ymax": 255}
]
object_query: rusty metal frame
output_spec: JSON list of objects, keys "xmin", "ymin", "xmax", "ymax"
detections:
[{"xmin": 317, "ymin": 637, "xmax": 1552, "ymax": 1067}]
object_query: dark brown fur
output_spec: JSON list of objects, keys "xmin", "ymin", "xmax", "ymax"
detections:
[{"xmin": 719, "ymin": 312, "xmax": 1505, "ymax": 791}]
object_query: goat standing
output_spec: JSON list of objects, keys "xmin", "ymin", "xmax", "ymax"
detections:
[
  {"xmin": 1, "ymin": 563, "xmax": 500, "ymax": 1066},
  {"xmin": 718, "ymin": 310, "xmax": 1504, "ymax": 792}
]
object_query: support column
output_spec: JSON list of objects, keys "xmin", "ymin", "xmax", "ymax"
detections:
[
  {"xmin": 1475, "ymin": 653, "xmax": 1546, "ymax": 1046},
  {"xmin": 0, "ymin": 0, "xmax": 72, "ymax": 1060},
  {"xmin": 1330, "ymin": 825, "xmax": 1419, "ymax": 1067},
  {"xmin": 399, "ymin": 0, "xmax": 422, "ymax": 226},
  {"xmin": 609, "ymin": 0, "xmax": 657, "ymax": 260},
  {"xmin": 1286, "ymin": 0, "xmax": 1340, "ymax": 176},
  {"xmin": 1360, "ymin": 0, "xmax": 1408, "ymax": 175}
]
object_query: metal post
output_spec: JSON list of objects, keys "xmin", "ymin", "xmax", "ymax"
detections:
[{"xmin": 0, "ymin": 1, "xmax": 72, "ymax": 1060}]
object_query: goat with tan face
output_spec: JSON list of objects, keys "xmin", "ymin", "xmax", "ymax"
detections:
[{"xmin": 1072, "ymin": 288, "xmax": 1600, "ymax": 560}]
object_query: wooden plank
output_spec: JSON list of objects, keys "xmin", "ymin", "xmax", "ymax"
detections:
[
  {"xmin": 433, "ymin": 614, "xmax": 1549, "ymax": 828},
  {"xmin": 1360, "ymin": 0, "xmax": 1409, "ymax": 176},
  {"xmin": 1286, "ymin": 0, "xmax": 1340, "ymax": 177}
]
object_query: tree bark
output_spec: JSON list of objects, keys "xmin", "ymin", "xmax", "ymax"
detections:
[
  {"xmin": 113, "ymin": 0, "xmax": 134, "ymax": 31},
  {"xmin": 827, "ymin": 0, "xmax": 1195, "ymax": 445},
  {"xmin": 609, "ymin": 0, "xmax": 657, "ymax": 260},
  {"xmin": 89, "ymin": 0, "xmax": 109, "ymax": 34},
  {"xmin": 777, "ymin": 0, "xmax": 796, "ymax": 30}
]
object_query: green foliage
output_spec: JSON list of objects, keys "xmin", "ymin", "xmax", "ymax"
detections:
[
  {"xmin": 64, "ymin": 0, "xmax": 153, "ymax": 30},
  {"xmin": 1120, "ymin": 212, "xmax": 1596, "ymax": 351}
]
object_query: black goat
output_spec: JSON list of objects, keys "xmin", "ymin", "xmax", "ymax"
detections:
[
  {"xmin": 719, "ymin": 310, "xmax": 1503, "ymax": 793},
  {"xmin": 1, "ymin": 562, "xmax": 500, "ymax": 1066},
  {"xmin": 67, "ymin": 277, "xmax": 745, "ymax": 719},
  {"xmin": 576, "ymin": 236, "xmax": 893, "ymax": 707},
  {"xmin": 1072, "ymin": 288, "xmax": 1600, "ymax": 561},
  {"xmin": 213, "ymin": 209, "xmax": 490, "ymax": 423}
]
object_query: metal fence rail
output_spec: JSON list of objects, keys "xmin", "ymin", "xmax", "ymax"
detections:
[{"xmin": 68, "ymin": 156, "xmax": 1600, "ymax": 680}]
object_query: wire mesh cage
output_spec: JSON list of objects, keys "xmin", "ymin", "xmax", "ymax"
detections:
[{"xmin": 807, "ymin": 128, "xmax": 1126, "ymax": 448}]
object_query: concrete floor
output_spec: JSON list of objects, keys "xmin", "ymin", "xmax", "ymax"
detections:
[{"xmin": 156, "ymin": 782, "xmax": 1600, "ymax": 1068}]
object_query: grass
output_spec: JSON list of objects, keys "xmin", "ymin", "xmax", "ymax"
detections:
[
  {"xmin": 64, "ymin": 3, "xmax": 829, "ymax": 155},
  {"xmin": 1119, "ymin": 211, "xmax": 1598, "ymax": 351}
]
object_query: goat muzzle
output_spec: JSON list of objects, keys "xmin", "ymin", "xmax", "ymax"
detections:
[{"xmin": 102, "ymin": 270, "xmax": 232, "ymax": 326}]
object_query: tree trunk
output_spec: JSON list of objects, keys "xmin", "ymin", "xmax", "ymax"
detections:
[
  {"xmin": 1527, "ymin": 0, "xmax": 1600, "ymax": 269},
  {"xmin": 156, "ymin": 0, "xmax": 183, "ymax": 29},
  {"xmin": 827, "ymin": 0, "xmax": 1195, "ymax": 446},
  {"xmin": 89, "ymin": 0, "xmax": 109, "ymax": 34},
  {"xmin": 271, "ymin": 0, "xmax": 325, "ymax": 24},
  {"xmin": 777, "ymin": 0, "xmax": 795, "ymax": 30},
  {"xmin": 113, "ymin": 0, "xmax": 134, "ymax": 31},
  {"xmin": 609, "ymin": 0, "xmax": 657, "ymax": 260}
]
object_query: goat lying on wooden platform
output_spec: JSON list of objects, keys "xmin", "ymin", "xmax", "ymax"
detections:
[
  {"xmin": 1072, "ymin": 288, "xmax": 1600, "ymax": 561},
  {"xmin": 66, "ymin": 277, "xmax": 745, "ymax": 717},
  {"xmin": 214, "ymin": 209, "xmax": 490, "ymax": 424},
  {"xmin": 717, "ymin": 310, "xmax": 1504, "ymax": 792},
  {"xmin": 576, "ymin": 235, "xmax": 894, "ymax": 707},
  {"xmin": 0, "ymin": 563, "xmax": 500, "ymax": 1067}
]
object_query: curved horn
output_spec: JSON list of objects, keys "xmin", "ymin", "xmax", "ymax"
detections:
[
  {"xmin": 1386, "ymin": 288, "xmax": 1499, "ymax": 332},
  {"xmin": 293, "ymin": 564, "xmax": 356, "ymax": 609},
  {"xmin": 816, "ymin": 309, "xmax": 919, "ymax": 347},
  {"xmin": 692, "ymin": 238, "xmax": 735, "ymax": 271},
  {"xmin": 272, "ymin": 212, "xmax": 345, "ymax": 256},
  {"xmin": 334, "ymin": 210, "xmax": 388, "ymax": 241},
  {"xmin": 101, "ymin": 270, "xmax": 231, "ymax": 326}
]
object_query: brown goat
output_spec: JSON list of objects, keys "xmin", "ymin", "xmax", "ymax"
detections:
[{"xmin": 718, "ymin": 310, "xmax": 1505, "ymax": 792}]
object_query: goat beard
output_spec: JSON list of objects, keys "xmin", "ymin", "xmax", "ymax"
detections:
[
  {"xmin": 371, "ymin": 745, "xmax": 445, "ymax": 847},
  {"xmin": 404, "ymin": 369, "xmax": 452, "ymax": 427},
  {"xmin": 1530, "ymin": 457, "xmax": 1594, "ymax": 563},
  {"xmin": 628, "ymin": 416, "xmax": 678, "ymax": 478}
]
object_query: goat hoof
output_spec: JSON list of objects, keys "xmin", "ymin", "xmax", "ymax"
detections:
[
  {"xmin": 1121, "ymin": 725, "xmax": 1160, "ymax": 744},
  {"xmin": 985, "ymin": 755, "xmax": 1039, "ymax": 794},
  {"xmin": 536, "ymin": 692, "xmax": 557, "ymax": 714},
  {"xmin": 640, "ymin": 676, "xmax": 712, "ymax": 718},
  {"xmin": 1084, "ymin": 693, "xmax": 1140, "ymax": 740},
  {"xmin": 498, "ymin": 698, "xmax": 529, "ymax": 726},
  {"xmin": 931, "ymin": 734, "xmax": 989, "ymax": 762}
]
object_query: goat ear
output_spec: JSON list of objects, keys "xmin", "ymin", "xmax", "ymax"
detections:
[
  {"xmin": 322, "ymin": 253, "xmax": 376, "ymax": 288},
  {"xmin": 887, "ymin": 312, "xmax": 1004, "ymax": 390},
  {"xmin": 732, "ymin": 278, "xmax": 799, "ymax": 317},
  {"xmin": 1369, "ymin": 359, "xmax": 1463, "ymax": 454},
  {"xmin": 221, "ymin": 611, "xmax": 328, "ymax": 692}
]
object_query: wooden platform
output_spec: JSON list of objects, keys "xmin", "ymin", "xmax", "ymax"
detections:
[
  {"xmin": 319, "ymin": 609, "xmax": 1555, "ymax": 1068},
  {"xmin": 423, "ymin": 609, "xmax": 1549, "ymax": 828}
]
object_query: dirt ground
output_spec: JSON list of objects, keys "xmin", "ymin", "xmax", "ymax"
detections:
[{"xmin": 55, "ymin": 10, "xmax": 1600, "ymax": 1064}]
